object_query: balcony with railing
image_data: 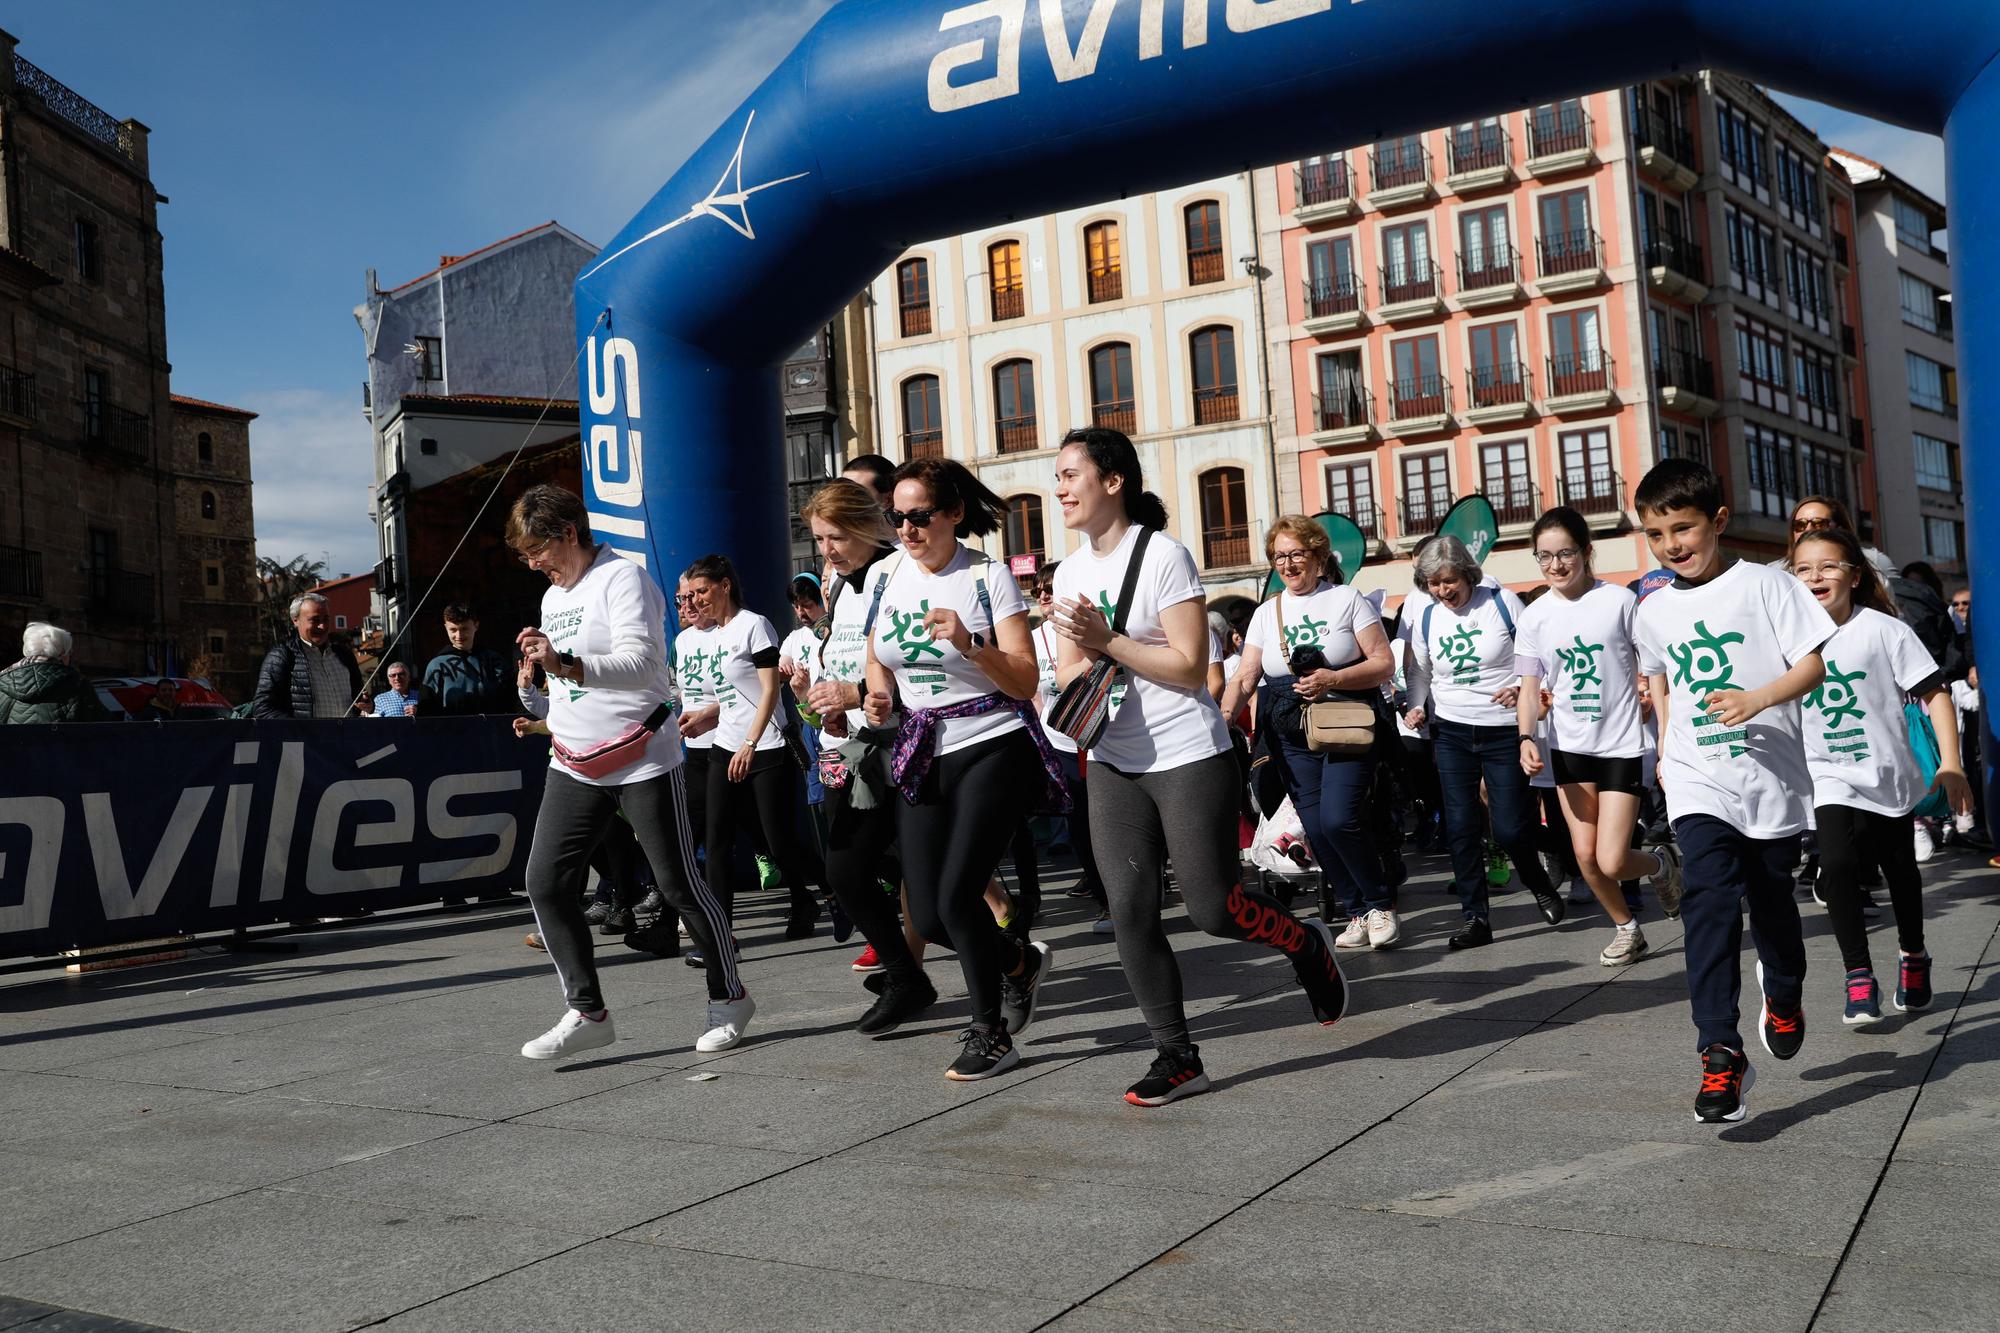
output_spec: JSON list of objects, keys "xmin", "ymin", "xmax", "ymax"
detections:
[
  {"xmin": 1386, "ymin": 374, "xmax": 1453, "ymax": 434},
  {"xmin": 88, "ymin": 568, "xmax": 154, "ymax": 621},
  {"xmin": 1340, "ymin": 503, "xmax": 1386, "ymax": 541},
  {"xmin": 996, "ymin": 414, "xmax": 1039, "ymax": 453},
  {"xmin": 1464, "ymin": 363, "xmax": 1532, "ymax": 424},
  {"xmin": 1092, "ymin": 400, "xmax": 1136, "ymax": 434},
  {"xmin": 1643, "ymin": 233, "xmax": 1708, "ymax": 300},
  {"xmin": 1367, "ymin": 144, "xmax": 1434, "ymax": 209},
  {"xmin": 1457, "ymin": 247, "xmax": 1524, "ymax": 307},
  {"xmin": 1302, "ymin": 272, "xmax": 1364, "ymax": 333},
  {"xmin": 13, "ymin": 54, "xmax": 139, "ymax": 161},
  {"xmin": 1294, "ymin": 157, "xmax": 1357, "ymax": 222},
  {"xmin": 1202, "ymin": 525, "xmax": 1251, "ymax": 569},
  {"xmin": 902, "ymin": 429, "xmax": 943, "ymax": 461},
  {"xmin": 900, "ymin": 299, "xmax": 933, "ymax": 337},
  {"xmin": 1378, "ymin": 259, "xmax": 1444, "ymax": 321},
  {"xmin": 1630, "ymin": 108, "xmax": 1697, "ymax": 188},
  {"xmin": 0, "ymin": 544, "xmax": 43, "ymax": 599},
  {"xmin": 990, "ymin": 286, "xmax": 1025, "ymax": 322},
  {"xmin": 1086, "ymin": 266, "xmax": 1123, "ymax": 304},
  {"xmin": 1311, "ymin": 385, "xmax": 1374, "ymax": 444},
  {"xmin": 1188, "ymin": 247, "xmax": 1226, "ymax": 285},
  {"xmin": 0, "ymin": 367, "xmax": 37, "ymax": 424},
  {"xmin": 1400, "ymin": 487, "xmax": 1454, "ymax": 540},
  {"xmin": 1484, "ymin": 481, "xmax": 1541, "ymax": 528},
  {"xmin": 1546, "ymin": 351, "xmax": 1616, "ymax": 412},
  {"xmin": 1562, "ymin": 465, "xmax": 1626, "ymax": 520},
  {"xmin": 84, "ymin": 402, "xmax": 151, "ymax": 464},
  {"xmin": 1193, "ymin": 387, "xmax": 1241, "ymax": 425},
  {"xmin": 1446, "ymin": 126, "xmax": 1513, "ymax": 192},
  {"xmin": 1527, "ymin": 105, "xmax": 1594, "ymax": 174},
  {"xmin": 1655, "ymin": 349, "xmax": 1718, "ymax": 414},
  {"xmin": 1537, "ymin": 228, "xmax": 1605, "ymax": 293}
]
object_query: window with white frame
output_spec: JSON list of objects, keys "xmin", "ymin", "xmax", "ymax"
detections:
[
  {"xmin": 1894, "ymin": 197, "xmax": 1936, "ymax": 255},
  {"xmin": 1906, "ymin": 352, "xmax": 1950, "ymax": 413},
  {"xmin": 1745, "ymin": 424, "xmax": 1797, "ymax": 518},
  {"xmin": 1913, "ymin": 434, "xmax": 1957, "ymax": 492},
  {"xmin": 1899, "ymin": 271, "xmax": 1951, "ymax": 337},
  {"xmin": 1924, "ymin": 517, "xmax": 1962, "ymax": 563}
]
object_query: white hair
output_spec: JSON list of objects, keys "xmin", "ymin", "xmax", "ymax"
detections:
[
  {"xmin": 288, "ymin": 591, "xmax": 328, "ymax": 621},
  {"xmin": 22, "ymin": 621, "xmax": 71, "ymax": 659},
  {"xmin": 387, "ymin": 661, "xmax": 412, "ymax": 676},
  {"xmin": 1414, "ymin": 535, "xmax": 1482, "ymax": 588}
]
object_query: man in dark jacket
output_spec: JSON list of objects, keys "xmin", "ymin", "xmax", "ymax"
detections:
[
  {"xmin": 421, "ymin": 604, "xmax": 511, "ymax": 715},
  {"xmin": 252, "ymin": 592, "xmax": 363, "ymax": 719},
  {"xmin": 0, "ymin": 622, "xmax": 106, "ymax": 723}
]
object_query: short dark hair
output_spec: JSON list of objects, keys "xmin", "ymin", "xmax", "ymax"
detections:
[
  {"xmin": 1634, "ymin": 458, "xmax": 1724, "ymax": 519},
  {"xmin": 442, "ymin": 603, "xmax": 476, "ymax": 623},
  {"xmin": 843, "ymin": 453, "xmax": 895, "ymax": 499},
  {"xmin": 507, "ymin": 484, "xmax": 592, "ymax": 550}
]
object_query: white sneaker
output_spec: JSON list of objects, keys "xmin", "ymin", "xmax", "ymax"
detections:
[
  {"xmin": 521, "ymin": 1010, "xmax": 615, "ymax": 1060},
  {"xmin": 1334, "ymin": 916, "xmax": 1371, "ymax": 949},
  {"xmin": 1913, "ymin": 819, "xmax": 1936, "ymax": 864},
  {"xmin": 1092, "ymin": 910, "xmax": 1115, "ymax": 935},
  {"xmin": 695, "ymin": 992, "xmax": 756, "ymax": 1052},
  {"xmin": 1366, "ymin": 908, "xmax": 1402, "ymax": 949}
]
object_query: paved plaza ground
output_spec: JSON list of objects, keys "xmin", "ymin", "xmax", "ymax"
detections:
[{"xmin": 0, "ymin": 845, "xmax": 1996, "ymax": 1332}]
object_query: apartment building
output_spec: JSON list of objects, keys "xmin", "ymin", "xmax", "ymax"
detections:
[
  {"xmin": 1831, "ymin": 149, "xmax": 1961, "ymax": 575},
  {"xmin": 866, "ymin": 174, "xmax": 1278, "ymax": 602},
  {"xmin": 168, "ymin": 395, "xmax": 260, "ymax": 700}
]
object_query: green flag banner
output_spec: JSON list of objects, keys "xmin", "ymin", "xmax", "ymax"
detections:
[
  {"xmin": 1436, "ymin": 495, "xmax": 1500, "ymax": 563},
  {"xmin": 1315, "ymin": 511, "xmax": 1368, "ymax": 580}
]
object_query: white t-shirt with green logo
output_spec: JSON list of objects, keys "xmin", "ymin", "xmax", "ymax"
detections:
[
  {"xmin": 1636, "ymin": 560, "xmax": 1835, "ymax": 837},
  {"xmin": 1032, "ymin": 621, "xmax": 1077, "ymax": 756},
  {"xmin": 1052, "ymin": 526, "xmax": 1230, "ymax": 772},
  {"xmin": 674, "ymin": 623, "xmax": 718, "ymax": 751},
  {"xmin": 539, "ymin": 545, "xmax": 682, "ymax": 785},
  {"xmin": 872, "ymin": 544, "xmax": 1029, "ymax": 757},
  {"xmin": 1406, "ymin": 585, "xmax": 1527, "ymax": 727},
  {"xmin": 1515, "ymin": 581, "xmax": 1645, "ymax": 759},
  {"xmin": 710, "ymin": 610, "xmax": 787, "ymax": 753},
  {"xmin": 1803, "ymin": 606, "xmax": 1940, "ymax": 817},
  {"xmin": 808, "ymin": 551, "xmax": 897, "ymax": 737},
  {"xmin": 1245, "ymin": 581, "xmax": 1381, "ymax": 682}
]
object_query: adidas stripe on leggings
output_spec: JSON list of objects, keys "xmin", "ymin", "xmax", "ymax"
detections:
[
  {"xmin": 526, "ymin": 765, "xmax": 741, "ymax": 1010},
  {"xmin": 1094, "ymin": 748, "xmax": 1324, "ymax": 1051}
]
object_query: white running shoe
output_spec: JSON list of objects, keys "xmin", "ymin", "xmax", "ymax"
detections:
[
  {"xmin": 1366, "ymin": 908, "xmax": 1402, "ymax": 949},
  {"xmin": 696, "ymin": 993, "xmax": 756, "ymax": 1052},
  {"xmin": 521, "ymin": 1010, "xmax": 615, "ymax": 1060},
  {"xmin": 1913, "ymin": 819, "xmax": 1936, "ymax": 864},
  {"xmin": 1334, "ymin": 916, "xmax": 1372, "ymax": 949}
]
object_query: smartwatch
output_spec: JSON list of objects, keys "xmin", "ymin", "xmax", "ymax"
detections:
[
  {"xmin": 967, "ymin": 630, "xmax": 987, "ymax": 653},
  {"xmin": 557, "ymin": 650, "xmax": 581, "ymax": 680}
]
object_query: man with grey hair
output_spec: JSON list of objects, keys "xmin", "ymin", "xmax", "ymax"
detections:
[
  {"xmin": 0, "ymin": 621, "xmax": 106, "ymax": 723},
  {"xmin": 371, "ymin": 661, "xmax": 420, "ymax": 717},
  {"xmin": 252, "ymin": 592, "xmax": 363, "ymax": 719}
]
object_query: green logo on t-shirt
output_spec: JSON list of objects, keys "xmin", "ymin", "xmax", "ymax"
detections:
[
  {"xmin": 886, "ymin": 601, "xmax": 945, "ymax": 664},
  {"xmin": 1667, "ymin": 620, "xmax": 1745, "ymax": 694},
  {"xmin": 1284, "ymin": 614, "xmax": 1328, "ymax": 652},
  {"xmin": 679, "ymin": 648, "xmax": 709, "ymax": 694},
  {"xmin": 1437, "ymin": 625, "xmax": 1483, "ymax": 682},
  {"xmin": 1805, "ymin": 659, "xmax": 1870, "ymax": 760},
  {"xmin": 1557, "ymin": 635, "xmax": 1604, "ymax": 686}
]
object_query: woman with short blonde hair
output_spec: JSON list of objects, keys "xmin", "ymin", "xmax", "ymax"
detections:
[{"xmin": 1264, "ymin": 515, "xmax": 1333, "ymax": 569}]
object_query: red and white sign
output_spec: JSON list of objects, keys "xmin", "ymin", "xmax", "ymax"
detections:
[{"xmin": 1008, "ymin": 554, "xmax": 1040, "ymax": 578}]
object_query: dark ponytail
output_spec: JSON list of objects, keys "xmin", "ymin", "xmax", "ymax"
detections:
[
  {"xmin": 890, "ymin": 457, "xmax": 1009, "ymax": 538},
  {"xmin": 1058, "ymin": 426, "xmax": 1168, "ymax": 529},
  {"xmin": 684, "ymin": 553, "xmax": 741, "ymax": 610}
]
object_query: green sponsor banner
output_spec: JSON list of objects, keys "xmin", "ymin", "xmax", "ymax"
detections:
[
  {"xmin": 1262, "ymin": 511, "xmax": 1372, "ymax": 596},
  {"xmin": 1436, "ymin": 495, "xmax": 1500, "ymax": 563}
]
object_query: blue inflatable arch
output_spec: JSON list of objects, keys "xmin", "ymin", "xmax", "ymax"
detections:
[{"xmin": 575, "ymin": 0, "xmax": 1998, "ymax": 660}]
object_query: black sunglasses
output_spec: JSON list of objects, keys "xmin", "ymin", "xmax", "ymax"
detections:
[{"xmin": 887, "ymin": 507, "xmax": 937, "ymax": 529}]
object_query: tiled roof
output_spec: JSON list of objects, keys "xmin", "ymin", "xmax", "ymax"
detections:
[
  {"xmin": 171, "ymin": 393, "xmax": 258, "ymax": 419},
  {"xmin": 400, "ymin": 393, "xmax": 580, "ymax": 410}
]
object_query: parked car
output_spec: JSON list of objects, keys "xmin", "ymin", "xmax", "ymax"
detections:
[{"xmin": 93, "ymin": 676, "xmax": 235, "ymax": 721}]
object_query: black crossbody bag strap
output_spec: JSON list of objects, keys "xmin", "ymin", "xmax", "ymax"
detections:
[{"xmin": 1108, "ymin": 527, "xmax": 1155, "ymax": 637}]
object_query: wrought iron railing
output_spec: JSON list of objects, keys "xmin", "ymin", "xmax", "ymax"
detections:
[
  {"xmin": 1529, "ymin": 105, "xmax": 1592, "ymax": 158},
  {"xmin": 1644, "ymin": 233, "xmax": 1706, "ymax": 282},
  {"xmin": 1370, "ymin": 143, "xmax": 1431, "ymax": 192},
  {"xmin": 1562, "ymin": 466, "xmax": 1624, "ymax": 516},
  {"xmin": 1656, "ymin": 349, "xmax": 1716, "ymax": 399},
  {"xmin": 0, "ymin": 367, "xmax": 37, "ymax": 421},
  {"xmin": 1539, "ymin": 228, "xmax": 1603, "ymax": 278},
  {"xmin": 1484, "ymin": 481, "xmax": 1541, "ymax": 527},
  {"xmin": 1296, "ymin": 157, "xmax": 1354, "ymax": 207},
  {"xmin": 13, "ymin": 54, "xmax": 135, "ymax": 158},
  {"xmin": 1468, "ymin": 363, "xmax": 1530, "ymax": 409},
  {"xmin": 1629, "ymin": 107, "xmax": 1694, "ymax": 167},
  {"xmin": 1304, "ymin": 272, "xmax": 1362, "ymax": 318},
  {"xmin": 0, "ymin": 544, "xmax": 42, "ymax": 599},
  {"xmin": 1401, "ymin": 488, "xmax": 1454, "ymax": 538},
  {"xmin": 1458, "ymin": 247, "xmax": 1519, "ymax": 292},
  {"xmin": 1548, "ymin": 351, "xmax": 1613, "ymax": 398},
  {"xmin": 1092, "ymin": 401, "xmax": 1136, "ymax": 434},
  {"xmin": 1193, "ymin": 387, "xmax": 1240, "ymax": 425},
  {"xmin": 1448, "ymin": 125, "xmax": 1510, "ymax": 176},
  {"xmin": 902, "ymin": 429, "xmax": 943, "ymax": 461},
  {"xmin": 1312, "ymin": 385, "xmax": 1373, "ymax": 433},
  {"xmin": 1388, "ymin": 374, "xmax": 1451, "ymax": 421},
  {"xmin": 1381, "ymin": 259, "xmax": 1441, "ymax": 306}
]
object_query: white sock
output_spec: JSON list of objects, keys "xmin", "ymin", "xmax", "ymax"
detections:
[{"xmin": 1616, "ymin": 918, "xmax": 1639, "ymax": 933}]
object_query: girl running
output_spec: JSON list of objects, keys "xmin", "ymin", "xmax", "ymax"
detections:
[
  {"xmin": 1514, "ymin": 507, "xmax": 1684, "ymax": 966},
  {"xmin": 1052, "ymin": 430, "xmax": 1349, "ymax": 1107},
  {"xmin": 863, "ymin": 459, "xmax": 1061, "ymax": 1081},
  {"xmin": 1791, "ymin": 527, "xmax": 1973, "ymax": 1022}
]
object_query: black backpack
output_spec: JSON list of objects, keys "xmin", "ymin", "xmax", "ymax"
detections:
[{"xmin": 1886, "ymin": 575, "xmax": 1959, "ymax": 675}]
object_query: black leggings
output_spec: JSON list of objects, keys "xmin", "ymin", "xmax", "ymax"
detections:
[
  {"xmin": 1818, "ymin": 803, "xmax": 1925, "ymax": 972},
  {"xmin": 822, "ymin": 775, "xmax": 922, "ymax": 983},
  {"xmin": 897, "ymin": 729, "xmax": 1038, "ymax": 1030},
  {"xmin": 705, "ymin": 747, "xmax": 823, "ymax": 919},
  {"xmin": 1095, "ymin": 750, "xmax": 1326, "ymax": 1051},
  {"xmin": 1007, "ymin": 819, "xmax": 1041, "ymax": 937}
]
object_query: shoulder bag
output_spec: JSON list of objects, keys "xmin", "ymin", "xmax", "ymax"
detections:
[{"xmin": 1045, "ymin": 527, "xmax": 1154, "ymax": 749}]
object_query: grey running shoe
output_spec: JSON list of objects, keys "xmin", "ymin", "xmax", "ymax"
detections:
[
  {"xmin": 1651, "ymin": 842, "xmax": 1685, "ymax": 919},
  {"xmin": 1599, "ymin": 924, "xmax": 1649, "ymax": 966}
]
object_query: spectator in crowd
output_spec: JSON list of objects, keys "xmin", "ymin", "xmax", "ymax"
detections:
[
  {"xmin": 1950, "ymin": 587, "xmax": 1971, "ymax": 635},
  {"xmin": 372, "ymin": 662, "xmax": 421, "ymax": 717},
  {"xmin": 142, "ymin": 678, "xmax": 180, "ymax": 721},
  {"xmin": 252, "ymin": 592, "xmax": 363, "ymax": 719},
  {"xmin": 423, "ymin": 604, "xmax": 512, "ymax": 715},
  {"xmin": 0, "ymin": 621, "xmax": 106, "ymax": 723},
  {"xmin": 842, "ymin": 453, "xmax": 895, "ymax": 509}
]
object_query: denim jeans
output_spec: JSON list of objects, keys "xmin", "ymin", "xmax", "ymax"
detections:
[
  {"xmin": 1276, "ymin": 737, "xmax": 1387, "ymax": 917},
  {"xmin": 1431, "ymin": 717, "xmax": 1556, "ymax": 920}
]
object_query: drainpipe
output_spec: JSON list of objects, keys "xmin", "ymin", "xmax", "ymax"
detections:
[
  {"xmin": 1244, "ymin": 169, "xmax": 1282, "ymax": 525},
  {"xmin": 1621, "ymin": 86, "xmax": 1667, "ymax": 501}
]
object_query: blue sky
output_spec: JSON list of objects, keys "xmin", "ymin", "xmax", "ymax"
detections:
[{"xmin": 7, "ymin": 4, "xmax": 1945, "ymax": 578}]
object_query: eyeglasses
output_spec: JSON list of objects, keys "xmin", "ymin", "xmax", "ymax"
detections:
[
  {"xmin": 1952, "ymin": 599, "xmax": 1972, "ymax": 610},
  {"xmin": 1791, "ymin": 516, "xmax": 1836, "ymax": 533},
  {"xmin": 1533, "ymin": 548, "xmax": 1582, "ymax": 567},
  {"xmin": 1271, "ymin": 552, "xmax": 1313, "ymax": 568},
  {"xmin": 886, "ymin": 507, "xmax": 936, "ymax": 529},
  {"xmin": 1792, "ymin": 560, "xmax": 1855, "ymax": 581},
  {"xmin": 516, "ymin": 543, "xmax": 550, "ymax": 566},
  {"xmin": 674, "ymin": 593, "xmax": 695, "ymax": 604}
]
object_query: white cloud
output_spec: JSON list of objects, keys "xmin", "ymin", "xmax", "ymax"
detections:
[{"xmin": 247, "ymin": 385, "xmax": 380, "ymax": 579}]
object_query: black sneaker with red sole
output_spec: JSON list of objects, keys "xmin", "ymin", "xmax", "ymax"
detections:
[
  {"xmin": 1695, "ymin": 1043, "xmax": 1755, "ymax": 1123},
  {"xmin": 1125, "ymin": 1045, "xmax": 1211, "ymax": 1107}
]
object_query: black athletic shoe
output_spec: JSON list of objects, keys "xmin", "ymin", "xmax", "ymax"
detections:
[
  {"xmin": 583, "ymin": 897, "xmax": 612, "ymax": 927},
  {"xmin": 1124, "ymin": 1046, "xmax": 1211, "ymax": 1107},
  {"xmin": 862, "ymin": 969, "xmax": 891, "ymax": 997},
  {"xmin": 856, "ymin": 974, "xmax": 938, "ymax": 1036},
  {"xmin": 784, "ymin": 902, "xmax": 822, "ymax": 940},
  {"xmin": 596, "ymin": 905, "xmax": 636, "ymax": 936},
  {"xmin": 623, "ymin": 919, "xmax": 680, "ymax": 957},
  {"xmin": 683, "ymin": 937, "xmax": 740, "ymax": 969},
  {"xmin": 1695, "ymin": 1044, "xmax": 1755, "ymax": 1124},
  {"xmin": 1448, "ymin": 917, "xmax": 1493, "ymax": 950},
  {"xmin": 634, "ymin": 887, "xmax": 666, "ymax": 920},
  {"xmin": 1529, "ymin": 884, "xmax": 1567, "ymax": 926},
  {"xmin": 945, "ymin": 1026, "xmax": 1019, "ymax": 1081},
  {"xmin": 1757, "ymin": 961, "xmax": 1805, "ymax": 1060},
  {"xmin": 1000, "ymin": 941, "xmax": 1054, "ymax": 1037},
  {"xmin": 828, "ymin": 897, "xmax": 855, "ymax": 944},
  {"xmin": 1293, "ymin": 919, "xmax": 1349, "ymax": 1026}
]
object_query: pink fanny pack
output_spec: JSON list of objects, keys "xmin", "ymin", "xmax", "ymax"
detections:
[{"xmin": 550, "ymin": 702, "xmax": 672, "ymax": 780}]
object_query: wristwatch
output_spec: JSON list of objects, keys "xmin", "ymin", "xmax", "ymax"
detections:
[
  {"xmin": 967, "ymin": 630, "xmax": 987, "ymax": 653},
  {"xmin": 557, "ymin": 650, "xmax": 581, "ymax": 681}
]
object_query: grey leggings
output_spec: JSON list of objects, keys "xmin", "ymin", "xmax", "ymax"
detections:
[{"xmin": 1094, "ymin": 749, "xmax": 1323, "ymax": 1051}]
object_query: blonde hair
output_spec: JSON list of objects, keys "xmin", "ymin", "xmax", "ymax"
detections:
[
  {"xmin": 801, "ymin": 478, "xmax": 895, "ymax": 548},
  {"xmin": 1265, "ymin": 514, "xmax": 1332, "ymax": 566}
]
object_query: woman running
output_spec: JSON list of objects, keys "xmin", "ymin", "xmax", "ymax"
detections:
[
  {"xmin": 1791, "ymin": 526, "xmax": 1972, "ymax": 1022},
  {"xmin": 1514, "ymin": 507, "xmax": 1684, "ymax": 966},
  {"xmin": 1223, "ymin": 515, "xmax": 1398, "ymax": 951},
  {"xmin": 1052, "ymin": 430, "xmax": 1349, "ymax": 1107},
  {"xmin": 862, "ymin": 458, "xmax": 1062, "ymax": 1081},
  {"xmin": 1402, "ymin": 535, "xmax": 1566, "ymax": 948},
  {"xmin": 684, "ymin": 554, "xmax": 827, "ymax": 940},
  {"xmin": 799, "ymin": 479, "xmax": 941, "ymax": 1034},
  {"xmin": 508, "ymin": 484, "xmax": 752, "ymax": 1059}
]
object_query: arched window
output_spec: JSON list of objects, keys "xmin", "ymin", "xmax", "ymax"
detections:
[
  {"xmin": 989, "ymin": 240, "xmax": 1024, "ymax": 320},
  {"xmin": 897, "ymin": 258, "xmax": 932, "ymax": 336},
  {"xmin": 1084, "ymin": 221, "xmax": 1122, "ymax": 302},
  {"xmin": 993, "ymin": 359, "xmax": 1037, "ymax": 453},
  {"xmin": 1185, "ymin": 201, "xmax": 1223, "ymax": 284},
  {"xmin": 901, "ymin": 374, "xmax": 943, "ymax": 460},
  {"xmin": 200, "ymin": 490, "xmax": 217, "ymax": 521},
  {"xmin": 1190, "ymin": 326, "xmax": 1240, "ymax": 423},
  {"xmin": 1089, "ymin": 342, "xmax": 1136, "ymax": 433},
  {"xmin": 1004, "ymin": 494, "xmax": 1046, "ymax": 561},
  {"xmin": 1198, "ymin": 467, "xmax": 1250, "ymax": 568},
  {"xmin": 196, "ymin": 431, "xmax": 213, "ymax": 464}
]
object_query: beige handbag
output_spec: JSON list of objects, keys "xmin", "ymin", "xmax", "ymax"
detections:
[{"xmin": 1277, "ymin": 592, "xmax": 1378, "ymax": 757}]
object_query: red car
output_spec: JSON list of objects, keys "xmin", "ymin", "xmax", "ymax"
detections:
[{"xmin": 93, "ymin": 676, "xmax": 235, "ymax": 721}]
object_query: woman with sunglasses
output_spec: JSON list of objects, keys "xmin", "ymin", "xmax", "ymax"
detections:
[
  {"xmin": 1053, "ymin": 431, "xmax": 1350, "ymax": 1107},
  {"xmin": 862, "ymin": 458, "xmax": 1058, "ymax": 1081},
  {"xmin": 1791, "ymin": 527, "xmax": 1972, "ymax": 1023},
  {"xmin": 1774, "ymin": 496, "xmax": 1895, "ymax": 576},
  {"xmin": 685, "ymin": 553, "xmax": 829, "ymax": 941},
  {"xmin": 1515, "ymin": 507, "xmax": 1685, "ymax": 967},
  {"xmin": 1032, "ymin": 564, "xmax": 1108, "ymax": 924}
]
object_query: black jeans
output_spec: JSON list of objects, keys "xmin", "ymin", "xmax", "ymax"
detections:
[
  {"xmin": 822, "ymin": 775, "xmax": 923, "ymax": 983},
  {"xmin": 1817, "ymin": 802, "xmax": 1925, "ymax": 972},
  {"xmin": 525, "ymin": 766, "xmax": 740, "ymax": 1010},
  {"xmin": 705, "ymin": 747, "xmax": 824, "ymax": 920}
]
